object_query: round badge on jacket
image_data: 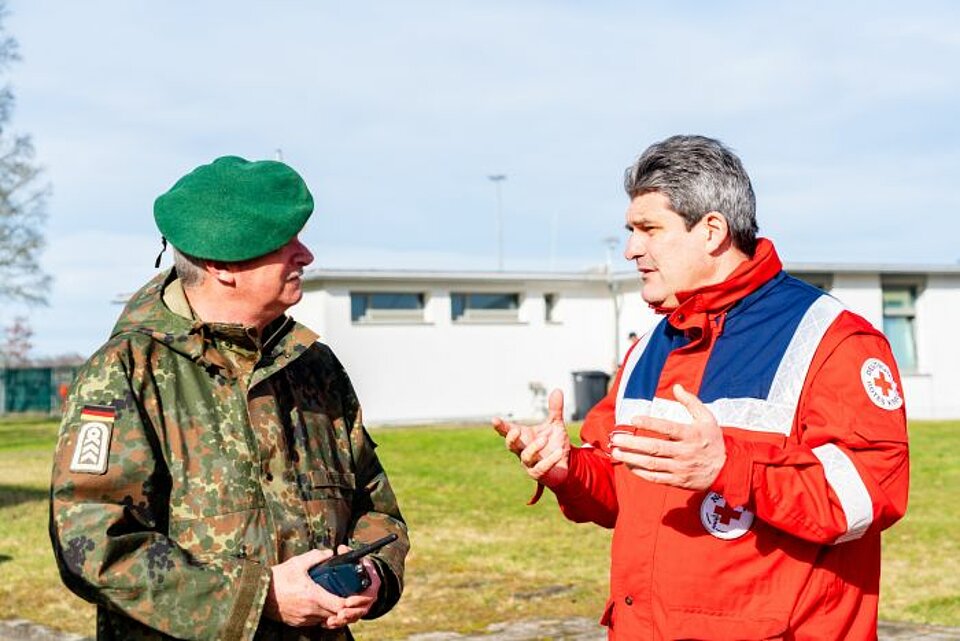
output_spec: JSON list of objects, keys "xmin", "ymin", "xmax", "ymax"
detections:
[
  {"xmin": 700, "ymin": 492, "xmax": 754, "ymax": 540},
  {"xmin": 860, "ymin": 358, "xmax": 903, "ymax": 411}
]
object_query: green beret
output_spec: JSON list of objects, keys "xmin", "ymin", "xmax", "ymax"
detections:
[{"xmin": 154, "ymin": 155, "xmax": 314, "ymax": 261}]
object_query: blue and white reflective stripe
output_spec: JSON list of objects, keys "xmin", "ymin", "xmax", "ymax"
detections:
[
  {"xmin": 700, "ymin": 397, "xmax": 796, "ymax": 434},
  {"xmin": 617, "ymin": 396, "xmax": 793, "ymax": 432},
  {"xmin": 617, "ymin": 397, "xmax": 687, "ymax": 426},
  {"xmin": 617, "ymin": 397, "xmax": 653, "ymax": 425},
  {"xmin": 615, "ymin": 295, "xmax": 845, "ymax": 436},
  {"xmin": 614, "ymin": 326, "xmax": 657, "ymax": 413},
  {"xmin": 811, "ymin": 443, "xmax": 874, "ymax": 543},
  {"xmin": 763, "ymin": 295, "xmax": 845, "ymax": 431}
]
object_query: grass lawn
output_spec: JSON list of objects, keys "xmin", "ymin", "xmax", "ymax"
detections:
[{"xmin": 0, "ymin": 417, "xmax": 957, "ymax": 639}]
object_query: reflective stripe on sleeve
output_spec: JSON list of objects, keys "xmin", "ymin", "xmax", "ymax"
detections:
[{"xmin": 811, "ymin": 443, "xmax": 874, "ymax": 543}]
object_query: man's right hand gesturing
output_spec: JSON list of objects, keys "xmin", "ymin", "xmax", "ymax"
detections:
[{"xmin": 492, "ymin": 389, "xmax": 570, "ymax": 488}]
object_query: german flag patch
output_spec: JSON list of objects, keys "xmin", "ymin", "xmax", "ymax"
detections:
[{"xmin": 69, "ymin": 405, "xmax": 116, "ymax": 475}]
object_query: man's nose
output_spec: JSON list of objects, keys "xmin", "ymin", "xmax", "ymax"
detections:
[{"xmin": 292, "ymin": 238, "xmax": 314, "ymax": 266}]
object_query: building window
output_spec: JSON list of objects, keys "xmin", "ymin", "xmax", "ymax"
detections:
[
  {"xmin": 545, "ymin": 293, "xmax": 559, "ymax": 322},
  {"xmin": 882, "ymin": 285, "xmax": 918, "ymax": 372},
  {"xmin": 451, "ymin": 292, "xmax": 519, "ymax": 322},
  {"xmin": 351, "ymin": 292, "xmax": 425, "ymax": 323}
]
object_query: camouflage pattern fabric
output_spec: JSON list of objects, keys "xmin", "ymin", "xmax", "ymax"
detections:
[{"xmin": 50, "ymin": 270, "xmax": 409, "ymax": 641}]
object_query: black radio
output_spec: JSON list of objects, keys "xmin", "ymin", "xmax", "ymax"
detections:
[{"xmin": 308, "ymin": 533, "xmax": 398, "ymax": 597}]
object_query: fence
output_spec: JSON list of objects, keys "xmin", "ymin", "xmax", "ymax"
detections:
[{"xmin": 0, "ymin": 366, "xmax": 80, "ymax": 415}]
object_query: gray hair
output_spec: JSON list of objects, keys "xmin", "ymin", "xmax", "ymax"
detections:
[
  {"xmin": 623, "ymin": 135, "xmax": 758, "ymax": 256},
  {"xmin": 172, "ymin": 248, "xmax": 207, "ymax": 288}
]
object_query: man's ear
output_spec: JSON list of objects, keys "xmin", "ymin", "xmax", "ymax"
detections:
[
  {"xmin": 204, "ymin": 260, "xmax": 236, "ymax": 286},
  {"xmin": 701, "ymin": 211, "xmax": 731, "ymax": 254}
]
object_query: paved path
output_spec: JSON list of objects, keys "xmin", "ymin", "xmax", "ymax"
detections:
[
  {"xmin": 403, "ymin": 618, "xmax": 960, "ymax": 641},
  {"xmin": 0, "ymin": 621, "xmax": 90, "ymax": 641},
  {"xmin": 3, "ymin": 617, "xmax": 960, "ymax": 640}
]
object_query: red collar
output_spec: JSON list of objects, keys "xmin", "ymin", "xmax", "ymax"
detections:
[{"xmin": 657, "ymin": 238, "xmax": 782, "ymax": 336}]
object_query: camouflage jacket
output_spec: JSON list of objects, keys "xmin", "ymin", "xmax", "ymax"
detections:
[{"xmin": 50, "ymin": 270, "xmax": 408, "ymax": 641}]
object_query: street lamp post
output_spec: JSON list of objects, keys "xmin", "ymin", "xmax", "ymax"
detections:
[
  {"xmin": 603, "ymin": 236, "xmax": 622, "ymax": 372},
  {"xmin": 488, "ymin": 174, "xmax": 506, "ymax": 270}
]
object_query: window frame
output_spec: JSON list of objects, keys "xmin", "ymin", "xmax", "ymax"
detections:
[
  {"xmin": 880, "ymin": 277, "xmax": 923, "ymax": 374},
  {"xmin": 350, "ymin": 291, "xmax": 427, "ymax": 324},
  {"xmin": 451, "ymin": 292, "xmax": 521, "ymax": 323}
]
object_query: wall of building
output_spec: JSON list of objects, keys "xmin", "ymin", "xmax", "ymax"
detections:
[
  {"xmin": 904, "ymin": 273, "xmax": 960, "ymax": 419},
  {"xmin": 293, "ymin": 277, "xmax": 636, "ymax": 424},
  {"xmin": 830, "ymin": 273, "xmax": 883, "ymax": 328}
]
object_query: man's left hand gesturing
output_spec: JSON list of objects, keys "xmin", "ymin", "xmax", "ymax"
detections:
[{"xmin": 610, "ymin": 384, "xmax": 726, "ymax": 490}]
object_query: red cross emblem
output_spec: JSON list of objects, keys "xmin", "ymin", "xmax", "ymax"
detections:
[
  {"xmin": 861, "ymin": 358, "xmax": 903, "ymax": 411},
  {"xmin": 873, "ymin": 371, "xmax": 893, "ymax": 397},
  {"xmin": 713, "ymin": 503, "xmax": 744, "ymax": 525},
  {"xmin": 700, "ymin": 492, "xmax": 754, "ymax": 539}
]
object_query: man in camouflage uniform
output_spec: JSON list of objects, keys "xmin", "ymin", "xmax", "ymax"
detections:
[{"xmin": 50, "ymin": 156, "xmax": 409, "ymax": 640}]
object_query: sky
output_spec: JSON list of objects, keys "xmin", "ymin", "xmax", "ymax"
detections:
[{"xmin": 3, "ymin": 0, "xmax": 960, "ymax": 357}]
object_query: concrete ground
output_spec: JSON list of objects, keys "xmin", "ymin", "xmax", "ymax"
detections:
[
  {"xmin": 404, "ymin": 618, "xmax": 960, "ymax": 641},
  {"xmin": 2, "ymin": 617, "xmax": 959, "ymax": 640}
]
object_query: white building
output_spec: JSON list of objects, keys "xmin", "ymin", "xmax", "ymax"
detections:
[{"xmin": 291, "ymin": 263, "xmax": 959, "ymax": 424}]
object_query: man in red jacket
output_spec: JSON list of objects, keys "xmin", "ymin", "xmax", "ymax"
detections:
[{"xmin": 494, "ymin": 135, "xmax": 909, "ymax": 640}]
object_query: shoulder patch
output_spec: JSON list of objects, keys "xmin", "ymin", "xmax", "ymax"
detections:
[
  {"xmin": 860, "ymin": 358, "xmax": 903, "ymax": 411},
  {"xmin": 69, "ymin": 405, "xmax": 116, "ymax": 475}
]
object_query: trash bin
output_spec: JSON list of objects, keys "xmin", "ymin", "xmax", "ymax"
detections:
[{"xmin": 571, "ymin": 370, "xmax": 610, "ymax": 421}]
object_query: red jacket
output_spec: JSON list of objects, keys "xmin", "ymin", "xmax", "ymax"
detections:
[{"xmin": 550, "ymin": 240, "xmax": 909, "ymax": 640}]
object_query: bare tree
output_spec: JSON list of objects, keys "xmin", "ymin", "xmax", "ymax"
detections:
[
  {"xmin": 0, "ymin": 1, "xmax": 50, "ymax": 305},
  {"xmin": 2, "ymin": 314, "xmax": 33, "ymax": 366}
]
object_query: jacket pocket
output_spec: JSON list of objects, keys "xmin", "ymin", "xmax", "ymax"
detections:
[
  {"xmin": 665, "ymin": 608, "xmax": 786, "ymax": 640},
  {"xmin": 169, "ymin": 507, "xmax": 266, "ymax": 566},
  {"xmin": 300, "ymin": 469, "xmax": 356, "ymax": 544}
]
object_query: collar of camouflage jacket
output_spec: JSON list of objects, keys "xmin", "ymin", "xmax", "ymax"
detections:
[{"xmin": 110, "ymin": 269, "xmax": 319, "ymax": 381}]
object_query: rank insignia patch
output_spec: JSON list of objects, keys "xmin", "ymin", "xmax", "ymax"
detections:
[
  {"xmin": 860, "ymin": 358, "xmax": 903, "ymax": 411},
  {"xmin": 69, "ymin": 405, "xmax": 116, "ymax": 475}
]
